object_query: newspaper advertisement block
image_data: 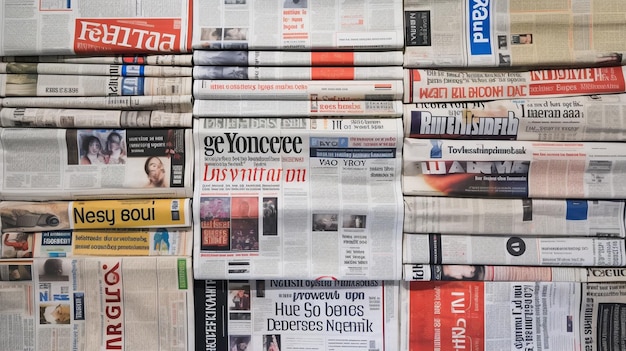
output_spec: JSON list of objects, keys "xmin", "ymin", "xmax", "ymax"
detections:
[
  {"xmin": 404, "ymin": 264, "xmax": 626, "ymax": 283},
  {"xmin": 1, "ymin": 228, "xmax": 192, "ymax": 258},
  {"xmin": 404, "ymin": 196, "xmax": 626, "ymax": 237},
  {"xmin": 0, "ymin": 74, "xmax": 192, "ymax": 97},
  {"xmin": 0, "ymin": 108, "xmax": 193, "ymax": 128},
  {"xmin": 403, "ymin": 233, "xmax": 626, "ymax": 267},
  {"xmin": 0, "ymin": 95, "xmax": 194, "ymax": 112},
  {"xmin": 0, "ymin": 128, "xmax": 192, "ymax": 200},
  {"xmin": 193, "ymin": 50, "xmax": 404, "ymax": 66},
  {"xmin": 403, "ymin": 0, "xmax": 626, "ymax": 67},
  {"xmin": 193, "ymin": 118, "xmax": 403, "ymax": 280},
  {"xmin": 193, "ymin": 100, "xmax": 403, "ymax": 118},
  {"xmin": 0, "ymin": 256, "xmax": 193, "ymax": 350},
  {"xmin": 402, "ymin": 281, "xmax": 626, "ymax": 351},
  {"xmin": 192, "ymin": 0, "xmax": 403, "ymax": 50},
  {"xmin": 0, "ymin": 1, "xmax": 192, "ymax": 55},
  {"xmin": 0, "ymin": 198, "xmax": 191, "ymax": 232},
  {"xmin": 403, "ymin": 138, "xmax": 626, "ymax": 199},
  {"xmin": 193, "ymin": 80, "xmax": 403, "ymax": 100},
  {"xmin": 194, "ymin": 279, "xmax": 399, "ymax": 351},
  {"xmin": 405, "ymin": 94, "xmax": 626, "ymax": 141},
  {"xmin": 404, "ymin": 67, "xmax": 626, "ymax": 103}
]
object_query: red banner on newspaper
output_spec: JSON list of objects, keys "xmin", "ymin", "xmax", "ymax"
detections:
[
  {"xmin": 408, "ymin": 281, "xmax": 484, "ymax": 351},
  {"xmin": 528, "ymin": 67, "xmax": 626, "ymax": 96},
  {"xmin": 74, "ymin": 18, "xmax": 183, "ymax": 54}
]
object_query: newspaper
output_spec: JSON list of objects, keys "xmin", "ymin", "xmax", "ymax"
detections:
[
  {"xmin": 403, "ymin": 264, "xmax": 626, "ymax": 282},
  {"xmin": 193, "ymin": 80, "xmax": 403, "ymax": 100},
  {"xmin": 0, "ymin": 128, "xmax": 192, "ymax": 200},
  {"xmin": 0, "ymin": 62, "xmax": 193, "ymax": 77},
  {"xmin": 192, "ymin": 0, "xmax": 403, "ymax": 50},
  {"xmin": 0, "ymin": 108, "xmax": 192, "ymax": 128},
  {"xmin": 192, "ymin": 66, "xmax": 404, "ymax": 80},
  {"xmin": 193, "ymin": 117, "xmax": 403, "ymax": 280},
  {"xmin": 404, "ymin": 196, "xmax": 626, "ymax": 237},
  {"xmin": 403, "ymin": 0, "xmax": 626, "ymax": 68},
  {"xmin": 405, "ymin": 94, "xmax": 626, "ymax": 141},
  {"xmin": 2, "ymin": 54, "xmax": 193, "ymax": 66},
  {"xmin": 194, "ymin": 279, "xmax": 399, "ymax": 351},
  {"xmin": 403, "ymin": 233, "xmax": 626, "ymax": 267},
  {"xmin": 193, "ymin": 50, "xmax": 404, "ymax": 66},
  {"xmin": 403, "ymin": 138, "xmax": 626, "ymax": 199},
  {"xmin": 0, "ymin": 1, "xmax": 192, "ymax": 55},
  {"xmin": 401, "ymin": 281, "xmax": 626, "ymax": 351},
  {"xmin": 0, "ymin": 256, "xmax": 194, "ymax": 350},
  {"xmin": 403, "ymin": 66, "xmax": 626, "ymax": 103},
  {"xmin": 0, "ymin": 95, "xmax": 193, "ymax": 112},
  {"xmin": 0, "ymin": 198, "xmax": 191, "ymax": 232},
  {"xmin": 1, "ymin": 228, "xmax": 192, "ymax": 258},
  {"xmin": 193, "ymin": 100, "xmax": 403, "ymax": 118},
  {"xmin": 0, "ymin": 74, "xmax": 192, "ymax": 97}
]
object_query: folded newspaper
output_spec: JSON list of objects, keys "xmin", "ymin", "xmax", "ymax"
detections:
[
  {"xmin": 403, "ymin": 0, "xmax": 626, "ymax": 68},
  {"xmin": 2, "ymin": 54, "xmax": 193, "ymax": 66},
  {"xmin": 0, "ymin": 198, "xmax": 190, "ymax": 232},
  {"xmin": 403, "ymin": 138, "xmax": 626, "ymax": 198},
  {"xmin": 401, "ymin": 281, "xmax": 626, "ymax": 351},
  {"xmin": 403, "ymin": 233, "xmax": 626, "ymax": 267},
  {"xmin": 403, "ymin": 264, "xmax": 626, "ymax": 283},
  {"xmin": 404, "ymin": 66, "xmax": 626, "ymax": 103},
  {"xmin": 193, "ymin": 117, "xmax": 403, "ymax": 280},
  {"xmin": 1, "ymin": 228, "xmax": 192, "ymax": 258},
  {"xmin": 192, "ymin": 66, "xmax": 404, "ymax": 80},
  {"xmin": 193, "ymin": 100, "xmax": 403, "ymax": 118},
  {"xmin": 193, "ymin": 50, "xmax": 404, "ymax": 66},
  {"xmin": 404, "ymin": 94, "xmax": 626, "ymax": 141},
  {"xmin": 404, "ymin": 196, "xmax": 626, "ymax": 237},
  {"xmin": 0, "ymin": 128, "xmax": 192, "ymax": 200},
  {"xmin": 0, "ymin": 62, "xmax": 192, "ymax": 77},
  {"xmin": 0, "ymin": 95, "xmax": 194, "ymax": 112},
  {"xmin": 0, "ymin": 256, "xmax": 194, "ymax": 350},
  {"xmin": 192, "ymin": 0, "xmax": 403, "ymax": 50},
  {"xmin": 0, "ymin": 1, "xmax": 192, "ymax": 55},
  {"xmin": 194, "ymin": 279, "xmax": 399, "ymax": 351}
]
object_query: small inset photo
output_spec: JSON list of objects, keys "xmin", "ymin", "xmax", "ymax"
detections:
[
  {"xmin": 342, "ymin": 214, "xmax": 366, "ymax": 229},
  {"xmin": 40, "ymin": 303, "xmax": 71, "ymax": 324},
  {"xmin": 312, "ymin": 213, "xmax": 338, "ymax": 231},
  {"xmin": 230, "ymin": 335, "xmax": 251, "ymax": 351},
  {"xmin": 264, "ymin": 334, "xmax": 282, "ymax": 351},
  {"xmin": 511, "ymin": 33, "xmax": 532, "ymax": 45}
]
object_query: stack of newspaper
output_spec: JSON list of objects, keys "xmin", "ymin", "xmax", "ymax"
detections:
[
  {"xmin": 401, "ymin": 1, "xmax": 626, "ymax": 350},
  {"xmin": 190, "ymin": 1, "xmax": 406, "ymax": 350}
]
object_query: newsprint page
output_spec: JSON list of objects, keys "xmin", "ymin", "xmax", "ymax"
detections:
[
  {"xmin": 0, "ymin": 128, "xmax": 193, "ymax": 200},
  {"xmin": 194, "ymin": 279, "xmax": 399, "ymax": 351},
  {"xmin": 0, "ymin": 256, "xmax": 194, "ymax": 351},
  {"xmin": 193, "ymin": 118, "xmax": 403, "ymax": 280}
]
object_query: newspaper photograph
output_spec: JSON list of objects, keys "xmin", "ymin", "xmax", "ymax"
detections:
[
  {"xmin": 402, "ymin": 281, "xmax": 626, "ymax": 351},
  {"xmin": 193, "ymin": 0, "xmax": 403, "ymax": 50},
  {"xmin": 403, "ymin": 0, "xmax": 626, "ymax": 67},
  {"xmin": 193, "ymin": 80, "xmax": 403, "ymax": 100},
  {"xmin": 193, "ymin": 50, "xmax": 404, "ymax": 66},
  {"xmin": 0, "ymin": 74, "xmax": 192, "ymax": 97},
  {"xmin": 0, "ymin": 198, "xmax": 191, "ymax": 232},
  {"xmin": 193, "ymin": 100, "xmax": 403, "ymax": 118},
  {"xmin": 1, "ymin": 227, "xmax": 192, "ymax": 258},
  {"xmin": 0, "ymin": 62, "xmax": 192, "ymax": 77},
  {"xmin": 405, "ymin": 94, "xmax": 626, "ymax": 141},
  {"xmin": 0, "ymin": 128, "xmax": 192, "ymax": 200},
  {"xmin": 0, "ymin": 256, "xmax": 193, "ymax": 350},
  {"xmin": 404, "ymin": 264, "xmax": 626, "ymax": 283},
  {"xmin": 404, "ymin": 66, "xmax": 626, "ymax": 103},
  {"xmin": 193, "ymin": 117, "xmax": 403, "ymax": 280},
  {"xmin": 0, "ymin": 95, "xmax": 194, "ymax": 112},
  {"xmin": 2, "ymin": 54, "xmax": 194, "ymax": 66},
  {"xmin": 194, "ymin": 279, "xmax": 399, "ymax": 351},
  {"xmin": 0, "ymin": 1, "xmax": 192, "ymax": 55},
  {"xmin": 0, "ymin": 108, "xmax": 192, "ymax": 128},
  {"xmin": 403, "ymin": 138, "xmax": 626, "ymax": 198},
  {"xmin": 192, "ymin": 66, "xmax": 404, "ymax": 80},
  {"xmin": 404, "ymin": 196, "xmax": 626, "ymax": 237},
  {"xmin": 403, "ymin": 233, "xmax": 626, "ymax": 267}
]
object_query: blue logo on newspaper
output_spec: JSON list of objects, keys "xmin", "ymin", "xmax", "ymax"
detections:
[
  {"xmin": 310, "ymin": 137, "xmax": 349, "ymax": 148},
  {"xmin": 469, "ymin": 0, "xmax": 492, "ymax": 55}
]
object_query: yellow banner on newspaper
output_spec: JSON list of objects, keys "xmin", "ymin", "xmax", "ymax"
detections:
[
  {"xmin": 73, "ymin": 231, "xmax": 150, "ymax": 256},
  {"xmin": 71, "ymin": 199, "xmax": 188, "ymax": 229}
]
